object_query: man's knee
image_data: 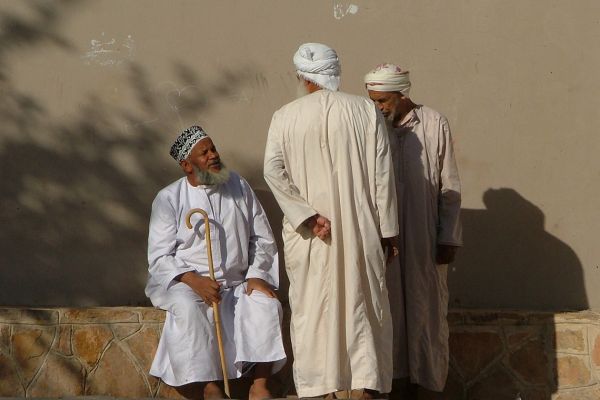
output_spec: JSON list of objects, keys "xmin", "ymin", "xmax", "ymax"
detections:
[{"xmin": 244, "ymin": 291, "xmax": 282, "ymax": 314}]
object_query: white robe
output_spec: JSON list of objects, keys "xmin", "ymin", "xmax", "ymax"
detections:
[
  {"xmin": 386, "ymin": 105, "xmax": 462, "ymax": 391},
  {"xmin": 145, "ymin": 173, "xmax": 286, "ymax": 386},
  {"xmin": 264, "ymin": 90, "xmax": 399, "ymax": 397}
]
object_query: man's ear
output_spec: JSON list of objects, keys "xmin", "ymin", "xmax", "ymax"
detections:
[
  {"xmin": 180, "ymin": 159, "xmax": 193, "ymax": 174},
  {"xmin": 305, "ymin": 80, "xmax": 321, "ymax": 93}
]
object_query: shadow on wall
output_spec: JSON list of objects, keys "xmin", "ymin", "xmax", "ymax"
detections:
[
  {"xmin": 449, "ymin": 187, "xmax": 588, "ymax": 311},
  {"xmin": 446, "ymin": 188, "xmax": 588, "ymax": 399},
  {"xmin": 0, "ymin": 1, "xmax": 258, "ymax": 306}
]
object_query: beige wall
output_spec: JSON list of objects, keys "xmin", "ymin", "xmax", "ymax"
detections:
[{"xmin": 1, "ymin": 1, "xmax": 598, "ymax": 309}]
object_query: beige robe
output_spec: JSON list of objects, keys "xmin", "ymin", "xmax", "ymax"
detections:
[
  {"xmin": 264, "ymin": 90, "xmax": 399, "ymax": 397},
  {"xmin": 386, "ymin": 105, "xmax": 462, "ymax": 392}
]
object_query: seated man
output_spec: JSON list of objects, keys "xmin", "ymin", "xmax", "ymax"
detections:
[{"xmin": 146, "ymin": 125, "xmax": 286, "ymax": 400}]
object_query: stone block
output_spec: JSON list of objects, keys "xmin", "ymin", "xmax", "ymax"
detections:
[
  {"xmin": 0, "ymin": 351, "xmax": 24, "ymax": 396},
  {"xmin": 495, "ymin": 312, "xmax": 531, "ymax": 326},
  {"xmin": 467, "ymin": 366, "xmax": 521, "ymax": 400},
  {"xmin": 462, "ymin": 310, "xmax": 531, "ymax": 326},
  {"xmin": 449, "ymin": 329, "xmax": 503, "ymax": 381},
  {"xmin": 148, "ymin": 374, "xmax": 161, "ymax": 395},
  {"xmin": 86, "ymin": 342, "xmax": 151, "ymax": 396},
  {"xmin": 591, "ymin": 328, "xmax": 600, "ymax": 368},
  {"xmin": 507, "ymin": 331, "xmax": 531, "ymax": 349},
  {"xmin": 0, "ymin": 308, "xmax": 58, "ymax": 324},
  {"xmin": 12, "ymin": 325, "xmax": 55, "ymax": 385},
  {"xmin": 555, "ymin": 325, "xmax": 587, "ymax": 353},
  {"xmin": 112, "ymin": 323, "xmax": 141, "ymax": 340},
  {"xmin": 526, "ymin": 313, "xmax": 556, "ymax": 325},
  {"xmin": 504, "ymin": 326, "xmax": 543, "ymax": 349},
  {"xmin": 62, "ymin": 307, "xmax": 139, "ymax": 324},
  {"xmin": 553, "ymin": 386, "xmax": 600, "ymax": 400},
  {"xmin": 140, "ymin": 307, "xmax": 166, "ymax": 322},
  {"xmin": 556, "ymin": 355, "xmax": 592, "ymax": 388},
  {"xmin": 28, "ymin": 352, "xmax": 84, "ymax": 396},
  {"xmin": 0, "ymin": 324, "xmax": 10, "ymax": 350},
  {"xmin": 124, "ymin": 324, "xmax": 160, "ymax": 373},
  {"xmin": 520, "ymin": 388, "xmax": 549, "ymax": 400},
  {"xmin": 73, "ymin": 325, "xmax": 113, "ymax": 368},
  {"xmin": 54, "ymin": 325, "xmax": 73, "ymax": 356},
  {"xmin": 508, "ymin": 338, "xmax": 551, "ymax": 386},
  {"xmin": 554, "ymin": 311, "xmax": 600, "ymax": 324},
  {"xmin": 462, "ymin": 311, "xmax": 502, "ymax": 326}
]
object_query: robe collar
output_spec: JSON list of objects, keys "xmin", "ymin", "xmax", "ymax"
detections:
[
  {"xmin": 185, "ymin": 177, "xmax": 220, "ymax": 194},
  {"xmin": 397, "ymin": 105, "xmax": 422, "ymax": 129}
]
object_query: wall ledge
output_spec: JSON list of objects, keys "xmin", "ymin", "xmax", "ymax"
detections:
[{"xmin": 1, "ymin": 307, "xmax": 599, "ymax": 399}]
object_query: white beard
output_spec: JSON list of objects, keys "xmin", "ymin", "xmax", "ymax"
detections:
[{"xmin": 194, "ymin": 163, "xmax": 231, "ymax": 186}]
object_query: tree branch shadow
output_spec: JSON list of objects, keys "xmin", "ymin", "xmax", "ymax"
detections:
[{"xmin": 0, "ymin": 2, "xmax": 259, "ymax": 307}]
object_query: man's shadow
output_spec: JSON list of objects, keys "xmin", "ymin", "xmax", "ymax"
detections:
[
  {"xmin": 450, "ymin": 187, "xmax": 587, "ymax": 311},
  {"xmin": 447, "ymin": 188, "xmax": 587, "ymax": 399}
]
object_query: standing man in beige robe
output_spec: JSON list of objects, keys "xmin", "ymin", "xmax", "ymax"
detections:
[
  {"xmin": 264, "ymin": 43, "xmax": 399, "ymax": 398},
  {"xmin": 364, "ymin": 64, "xmax": 462, "ymax": 399}
]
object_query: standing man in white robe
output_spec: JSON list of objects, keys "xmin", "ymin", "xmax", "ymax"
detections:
[
  {"xmin": 146, "ymin": 126, "xmax": 286, "ymax": 400},
  {"xmin": 264, "ymin": 43, "xmax": 399, "ymax": 399},
  {"xmin": 364, "ymin": 64, "xmax": 462, "ymax": 399}
]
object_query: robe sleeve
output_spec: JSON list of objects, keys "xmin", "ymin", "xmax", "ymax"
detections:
[
  {"xmin": 374, "ymin": 110, "xmax": 400, "ymax": 238},
  {"xmin": 437, "ymin": 117, "xmax": 463, "ymax": 246},
  {"xmin": 241, "ymin": 179, "xmax": 280, "ymax": 289},
  {"xmin": 147, "ymin": 191, "xmax": 195, "ymax": 290},
  {"xmin": 263, "ymin": 111, "xmax": 317, "ymax": 231}
]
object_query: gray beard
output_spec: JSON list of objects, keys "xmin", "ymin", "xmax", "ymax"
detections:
[
  {"xmin": 385, "ymin": 119, "xmax": 395, "ymax": 131},
  {"xmin": 193, "ymin": 163, "xmax": 231, "ymax": 186}
]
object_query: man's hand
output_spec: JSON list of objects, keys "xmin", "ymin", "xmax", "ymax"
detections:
[
  {"xmin": 304, "ymin": 214, "xmax": 331, "ymax": 240},
  {"xmin": 246, "ymin": 278, "xmax": 277, "ymax": 298},
  {"xmin": 179, "ymin": 272, "xmax": 221, "ymax": 304},
  {"xmin": 381, "ymin": 236, "xmax": 400, "ymax": 264},
  {"xmin": 436, "ymin": 244, "xmax": 459, "ymax": 265}
]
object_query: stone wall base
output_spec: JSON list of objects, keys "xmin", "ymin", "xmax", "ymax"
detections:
[{"xmin": 1, "ymin": 307, "xmax": 599, "ymax": 399}]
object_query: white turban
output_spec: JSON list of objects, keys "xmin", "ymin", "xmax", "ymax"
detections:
[
  {"xmin": 293, "ymin": 43, "xmax": 341, "ymax": 91},
  {"xmin": 364, "ymin": 63, "xmax": 411, "ymax": 96}
]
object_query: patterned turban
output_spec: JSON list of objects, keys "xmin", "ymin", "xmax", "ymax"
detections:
[
  {"xmin": 169, "ymin": 125, "xmax": 209, "ymax": 162},
  {"xmin": 293, "ymin": 43, "xmax": 341, "ymax": 91},
  {"xmin": 364, "ymin": 63, "xmax": 411, "ymax": 96}
]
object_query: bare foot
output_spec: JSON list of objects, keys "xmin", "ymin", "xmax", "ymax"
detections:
[
  {"xmin": 203, "ymin": 382, "xmax": 224, "ymax": 400},
  {"xmin": 249, "ymin": 381, "xmax": 272, "ymax": 400}
]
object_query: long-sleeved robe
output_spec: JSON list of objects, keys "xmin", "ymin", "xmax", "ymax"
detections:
[
  {"xmin": 386, "ymin": 105, "xmax": 462, "ymax": 392},
  {"xmin": 145, "ymin": 173, "xmax": 286, "ymax": 386},
  {"xmin": 264, "ymin": 90, "xmax": 399, "ymax": 397}
]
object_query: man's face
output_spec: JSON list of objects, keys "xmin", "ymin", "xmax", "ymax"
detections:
[
  {"xmin": 187, "ymin": 138, "xmax": 221, "ymax": 173},
  {"xmin": 368, "ymin": 90, "xmax": 403, "ymax": 122}
]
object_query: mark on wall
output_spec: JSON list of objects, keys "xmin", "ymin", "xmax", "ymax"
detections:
[
  {"xmin": 82, "ymin": 33, "xmax": 135, "ymax": 66},
  {"xmin": 333, "ymin": 1, "xmax": 359, "ymax": 20}
]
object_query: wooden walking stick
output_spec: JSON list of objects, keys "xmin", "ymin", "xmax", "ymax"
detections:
[{"xmin": 186, "ymin": 208, "xmax": 230, "ymax": 398}]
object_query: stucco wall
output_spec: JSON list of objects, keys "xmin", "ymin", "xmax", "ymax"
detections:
[{"xmin": 0, "ymin": 1, "xmax": 598, "ymax": 309}]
